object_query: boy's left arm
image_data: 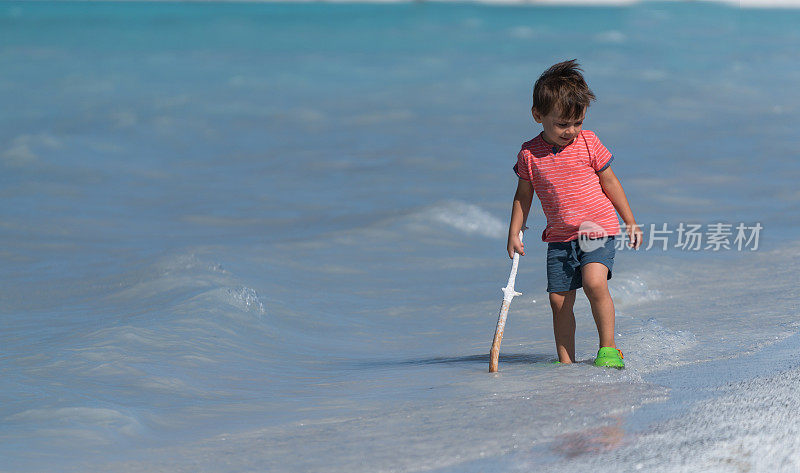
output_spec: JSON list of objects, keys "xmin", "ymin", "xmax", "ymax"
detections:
[{"xmin": 597, "ymin": 167, "xmax": 643, "ymax": 249}]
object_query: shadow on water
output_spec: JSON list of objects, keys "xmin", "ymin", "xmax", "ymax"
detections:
[{"xmin": 350, "ymin": 353, "xmax": 554, "ymax": 369}]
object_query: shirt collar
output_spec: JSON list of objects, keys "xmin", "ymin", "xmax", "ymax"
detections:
[{"xmin": 537, "ymin": 131, "xmax": 578, "ymax": 154}]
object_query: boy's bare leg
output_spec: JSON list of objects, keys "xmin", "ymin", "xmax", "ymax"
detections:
[
  {"xmin": 581, "ymin": 262, "xmax": 616, "ymax": 349},
  {"xmin": 549, "ymin": 290, "xmax": 577, "ymax": 363}
]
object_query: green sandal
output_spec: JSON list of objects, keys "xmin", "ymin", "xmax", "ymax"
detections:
[{"xmin": 594, "ymin": 347, "xmax": 625, "ymax": 369}]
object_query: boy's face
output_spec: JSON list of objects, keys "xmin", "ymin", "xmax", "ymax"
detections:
[{"xmin": 532, "ymin": 107, "xmax": 586, "ymax": 147}]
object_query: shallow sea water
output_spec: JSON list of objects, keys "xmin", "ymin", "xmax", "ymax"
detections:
[{"xmin": 1, "ymin": 1, "xmax": 799, "ymax": 471}]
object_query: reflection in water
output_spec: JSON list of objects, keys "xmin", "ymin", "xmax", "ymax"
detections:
[{"xmin": 551, "ymin": 418, "xmax": 625, "ymax": 458}]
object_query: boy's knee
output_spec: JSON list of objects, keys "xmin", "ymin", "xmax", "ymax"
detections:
[
  {"xmin": 582, "ymin": 277, "xmax": 608, "ymax": 298},
  {"xmin": 581, "ymin": 263, "xmax": 609, "ymax": 296},
  {"xmin": 549, "ymin": 290, "xmax": 575, "ymax": 310}
]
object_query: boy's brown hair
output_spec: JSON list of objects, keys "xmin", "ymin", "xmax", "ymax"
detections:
[{"xmin": 532, "ymin": 59, "xmax": 596, "ymax": 120}]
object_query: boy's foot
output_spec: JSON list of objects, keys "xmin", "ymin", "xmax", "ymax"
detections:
[{"xmin": 594, "ymin": 347, "xmax": 624, "ymax": 369}]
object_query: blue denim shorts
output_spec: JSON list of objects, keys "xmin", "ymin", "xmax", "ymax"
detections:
[{"xmin": 546, "ymin": 236, "xmax": 615, "ymax": 293}]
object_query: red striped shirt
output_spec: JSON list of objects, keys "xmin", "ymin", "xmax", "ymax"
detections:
[{"xmin": 514, "ymin": 130, "xmax": 620, "ymax": 242}]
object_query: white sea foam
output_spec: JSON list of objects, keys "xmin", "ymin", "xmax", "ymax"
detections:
[
  {"xmin": 217, "ymin": 286, "xmax": 267, "ymax": 315},
  {"xmin": 610, "ymin": 274, "xmax": 662, "ymax": 306},
  {"xmin": 646, "ymin": 374, "xmax": 800, "ymax": 470},
  {"xmin": 417, "ymin": 200, "xmax": 506, "ymax": 239},
  {"xmin": 108, "ymin": 254, "xmax": 271, "ymax": 329},
  {"xmin": 620, "ymin": 318, "xmax": 698, "ymax": 373},
  {"xmin": 535, "ymin": 351, "xmax": 800, "ymax": 472},
  {"xmin": 153, "ymin": 252, "xmax": 228, "ymax": 277}
]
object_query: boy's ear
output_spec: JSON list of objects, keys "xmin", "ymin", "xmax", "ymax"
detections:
[{"xmin": 531, "ymin": 107, "xmax": 543, "ymax": 124}]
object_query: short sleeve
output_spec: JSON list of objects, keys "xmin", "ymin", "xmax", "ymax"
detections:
[
  {"xmin": 513, "ymin": 149, "xmax": 530, "ymax": 181},
  {"xmin": 588, "ymin": 132, "xmax": 614, "ymax": 172}
]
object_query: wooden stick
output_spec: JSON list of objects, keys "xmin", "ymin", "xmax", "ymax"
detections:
[{"xmin": 489, "ymin": 228, "xmax": 525, "ymax": 373}]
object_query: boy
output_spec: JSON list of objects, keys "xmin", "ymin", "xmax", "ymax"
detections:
[{"xmin": 507, "ymin": 60, "xmax": 643, "ymax": 368}]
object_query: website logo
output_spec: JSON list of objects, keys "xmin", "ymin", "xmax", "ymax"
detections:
[{"xmin": 578, "ymin": 220, "xmax": 608, "ymax": 252}]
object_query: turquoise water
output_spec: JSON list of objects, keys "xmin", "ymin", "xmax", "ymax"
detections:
[{"xmin": 1, "ymin": 1, "xmax": 800, "ymax": 471}]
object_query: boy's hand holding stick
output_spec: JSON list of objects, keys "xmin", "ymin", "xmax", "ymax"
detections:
[{"xmin": 489, "ymin": 226, "xmax": 527, "ymax": 373}]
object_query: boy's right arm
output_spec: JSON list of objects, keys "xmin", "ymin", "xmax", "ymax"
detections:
[{"xmin": 507, "ymin": 178, "xmax": 534, "ymax": 259}]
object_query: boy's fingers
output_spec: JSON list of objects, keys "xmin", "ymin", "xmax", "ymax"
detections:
[
  {"xmin": 628, "ymin": 231, "xmax": 640, "ymax": 249},
  {"xmin": 508, "ymin": 247, "xmax": 524, "ymax": 258}
]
